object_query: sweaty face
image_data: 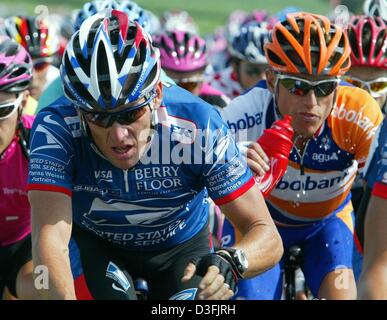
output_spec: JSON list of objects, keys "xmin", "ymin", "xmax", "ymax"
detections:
[{"xmin": 270, "ymin": 71, "xmax": 338, "ymax": 139}]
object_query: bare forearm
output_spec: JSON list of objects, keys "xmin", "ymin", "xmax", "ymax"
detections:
[
  {"xmin": 235, "ymin": 221, "xmax": 283, "ymax": 278},
  {"xmin": 358, "ymin": 258, "xmax": 387, "ymax": 299},
  {"xmin": 33, "ymin": 234, "xmax": 76, "ymax": 300}
]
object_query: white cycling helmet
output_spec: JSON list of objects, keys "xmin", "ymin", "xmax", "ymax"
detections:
[{"xmin": 363, "ymin": 0, "xmax": 387, "ymax": 20}]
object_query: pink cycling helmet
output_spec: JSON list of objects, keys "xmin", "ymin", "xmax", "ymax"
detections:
[
  {"xmin": 346, "ymin": 15, "xmax": 387, "ymax": 69},
  {"xmin": 0, "ymin": 35, "xmax": 32, "ymax": 93},
  {"xmin": 153, "ymin": 30, "xmax": 207, "ymax": 72}
]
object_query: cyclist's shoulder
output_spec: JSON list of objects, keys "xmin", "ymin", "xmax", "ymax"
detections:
[
  {"xmin": 330, "ymin": 86, "xmax": 383, "ymax": 129},
  {"xmin": 222, "ymin": 86, "xmax": 272, "ymax": 116},
  {"xmin": 34, "ymin": 96, "xmax": 79, "ymax": 130},
  {"xmin": 161, "ymin": 83, "xmax": 222, "ymax": 127},
  {"xmin": 334, "ymin": 86, "xmax": 382, "ymax": 114}
]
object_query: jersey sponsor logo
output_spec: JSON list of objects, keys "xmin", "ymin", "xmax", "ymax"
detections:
[
  {"xmin": 81, "ymin": 218, "xmax": 187, "ymax": 247},
  {"xmin": 29, "ymin": 158, "xmax": 67, "ymax": 184},
  {"xmin": 2, "ymin": 188, "xmax": 27, "ymax": 196},
  {"xmin": 32, "ymin": 124, "xmax": 66, "ymax": 153},
  {"xmin": 169, "ymin": 288, "xmax": 197, "ymax": 300},
  {"xmin": 134, "ymin": 166, "xmax": 183, "ymax": 192},
  {"xmin": 332, "ymin": 105, "xmax": 377, "ymax": 138},
  {"xmin": 30, "ymin": 120, "xmax": 72, "ymax": 165},
  {"xmin": 276, "ymin": 172, "xmax": 349, "ymax": 191},
  {"xmin": 106, "ymin": 262, "xmax": 131, "ymax": 292},
  {"xmin": 312, "ymin": 152, "xmax": 339, "ymax": 163},
  {"xmin": 83, "ymin": 197, "xmax": 183, "ymax": 227},
  {"xmin": 226, "ymin": 112, "xmax": 263, "ymax": 132},
  {"xmin": 73, "ymin": 184, "xmax": 121, "ymax": 196},
  {"xmin": 94, "ymin": 170, "xmax": 113, "ymax": 183},
  {"xmin": 5, "ymin": 216, "xmax": 19, "ymax": 221}
]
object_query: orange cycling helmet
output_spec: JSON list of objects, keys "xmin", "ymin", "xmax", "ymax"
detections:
[{"xmin": 264, "ymin": 12, "xmax": 351, "ymax": 76}]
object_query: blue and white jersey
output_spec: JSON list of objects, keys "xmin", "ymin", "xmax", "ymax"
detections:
[
  {"xmin": 363, "ymin": 117, "xmax": 387, "ymax": 199},
  {"xmin": 28, "ymin": 83, "xmax": 254, "ymax": 250}
]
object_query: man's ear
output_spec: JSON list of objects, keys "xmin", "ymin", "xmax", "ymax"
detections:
[
  {"xmin": 153, "ymin": 81, "xmax": 163, "ymax": 109},
  {"xmin": 20, "ymin": 91, "xmax": 30, "ymax": 111},
  {"xmin": 20, "ymin": 90, "xmax": 30, "ymax": 113},
  {"xmin": 265, "ymin": 69, "xmax": 276, "ymax": 93}
]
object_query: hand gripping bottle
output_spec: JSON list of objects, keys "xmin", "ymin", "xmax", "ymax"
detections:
[{"xmin": 255, "ymin": 115, "xmax": 294, "ymax": 197}]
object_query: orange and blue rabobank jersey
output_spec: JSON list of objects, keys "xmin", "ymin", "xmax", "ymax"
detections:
[
  {"xmin": 221, "ymin": 84, "xmax": 383, "ymax": 300},
  {"xmin": 221, "ymin": 85, "xmax": 383, "ymax": 227}
]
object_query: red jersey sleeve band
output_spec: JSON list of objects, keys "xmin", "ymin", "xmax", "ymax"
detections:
[
  {"xmin": 372, "ymin": 182, "xmax": 387, "ymax": 199},
  {"xmin": 213, "ymin": 177, "xmax": 255, "ymax": 206},
  {"xmin": 27, "ymin": 184, "xmax": 72, "ymax": 197}
]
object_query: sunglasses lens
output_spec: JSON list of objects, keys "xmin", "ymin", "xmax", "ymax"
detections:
[
  {"xmin": 280, "ymin": 77, "xmax": 338, "ymax": 97},
  {"xmin": 83, "ymin": 112, "xmax": 111, "ymax": 128},
  {"xmin": 370, "ymin": 81, "xmax": 387, "ymax": 93},
  {"xmin": 116, "ymin": 107, "xmax": 147, "ymax": 125},
  {"xmin": 314, "ymin": 81, "xmax": 339, "ymax": 97},
  {"xmin": 0, "ymin": 105, "xmax": 16, "ymax": 119},
  {"xmin": 280, "ymin": 78, "xmax": 310, "ymax": 96},
  {"xmin": 83, "ymin": 106, "xmax": 148, "ymax": 128}
]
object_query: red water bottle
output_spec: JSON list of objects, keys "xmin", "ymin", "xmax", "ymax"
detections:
[{"xmin": 255, "ymin": 115, "xmax": 294, "ymax": 197}]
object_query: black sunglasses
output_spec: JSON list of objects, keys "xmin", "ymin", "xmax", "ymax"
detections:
[
  {"xmin": 276, "ymin": 74, "xmax": 340, "ymax": 98},
  {"xmin": 81, "ymin": 95, "xmax": 155, "ymax": 128}
]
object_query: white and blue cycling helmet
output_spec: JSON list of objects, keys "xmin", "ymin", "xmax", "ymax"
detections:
[{"xmin": 61, "ymin": 9, "xmax": 161, "ymax": 112}]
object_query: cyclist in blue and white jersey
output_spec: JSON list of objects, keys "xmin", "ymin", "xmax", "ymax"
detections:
[{"xmin": 27, "ymin": 9, "xmax": 282, "ymax": 300}]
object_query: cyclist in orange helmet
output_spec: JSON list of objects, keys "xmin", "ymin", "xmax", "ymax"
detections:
[{"xmin": 221, "ymin": 12, "xmax": 383, "ymax": 299}]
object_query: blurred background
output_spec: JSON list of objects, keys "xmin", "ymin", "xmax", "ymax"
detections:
[{"xmin": 0, "ymin": 0, "xmax": 365, "ymax": 34}]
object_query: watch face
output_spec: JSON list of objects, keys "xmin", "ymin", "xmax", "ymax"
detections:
[{"xmin": 235, "ymin": 249, "xmax": 248, "ymax": 271}]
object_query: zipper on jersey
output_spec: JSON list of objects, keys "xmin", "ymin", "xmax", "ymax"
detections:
[
  {"xmin": 293, "ymin": 137, "xmax": 310, "ymax": 196},
  {"xmin": 123, "ymin": 169, "xmax": 129, "ymax": 192}
]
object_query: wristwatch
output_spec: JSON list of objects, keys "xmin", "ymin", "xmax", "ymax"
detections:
[{"xmin": 216, "ymin": 247, "xmax": 249, "ymax": 279}]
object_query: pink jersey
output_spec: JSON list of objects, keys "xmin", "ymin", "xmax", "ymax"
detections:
[{"xmin": 0, "ymin": 115, "xmax": 34, "ymax": 246}]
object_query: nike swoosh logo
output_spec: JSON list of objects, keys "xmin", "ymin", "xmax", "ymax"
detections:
[{"xmin": 112, "ymin": 283, "xmax": 126, "ymax": 294}]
